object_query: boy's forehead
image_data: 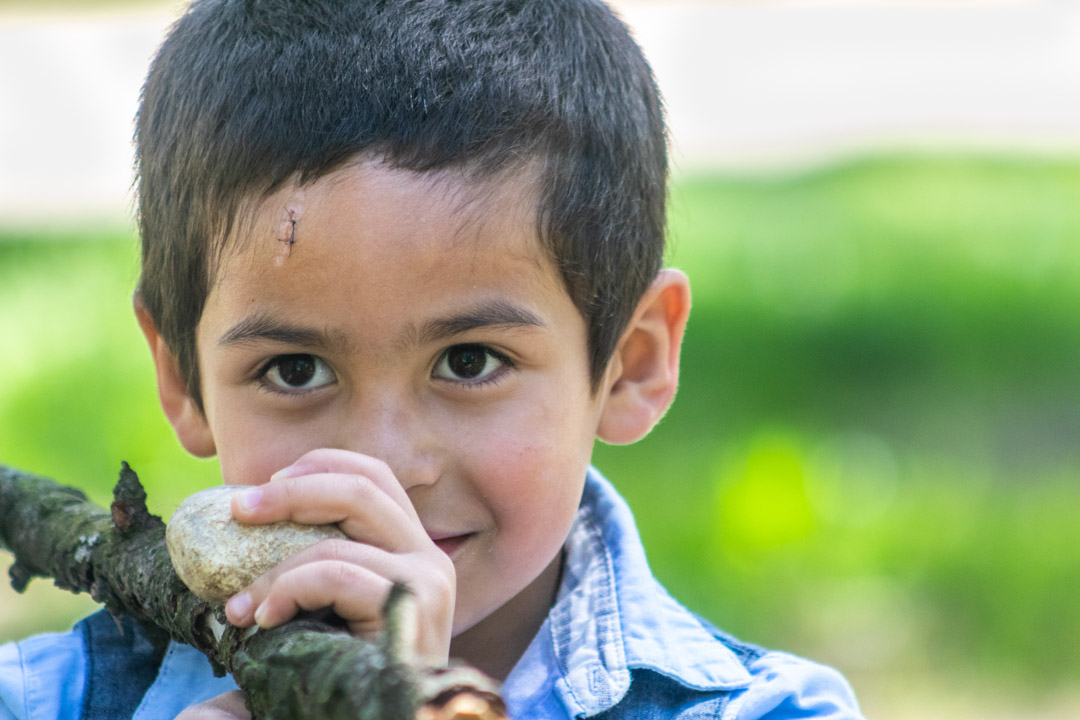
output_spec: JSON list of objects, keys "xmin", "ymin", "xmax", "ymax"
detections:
[
  {"xmin": 228, "ymin": 158, "xmax": 545, "ymax": 259},
  {"xmin": 211, "ymin": 157, "xmax": 559, "ymax": 300},
  {"xmin": 197, "ymin": 156, "xmax": 590, "ymax": 362},
  {"xmin": 217, "ymin": 158, "xmax": 557, "ymax": 282}
]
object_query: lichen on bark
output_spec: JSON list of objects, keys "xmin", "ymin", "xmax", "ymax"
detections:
[{"xmin": 0, "ymin": 463, "xmax": 507, "ymax": 720}]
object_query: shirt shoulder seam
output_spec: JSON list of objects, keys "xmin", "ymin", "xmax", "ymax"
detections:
[{"xmin": 15, "ymin": 641, "xmax": 29, "ymax": 720}]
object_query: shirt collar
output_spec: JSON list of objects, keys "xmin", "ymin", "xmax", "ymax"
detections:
[{"xmin": 537, "ymin": 468, "xmax": 752, "ymax": 717}]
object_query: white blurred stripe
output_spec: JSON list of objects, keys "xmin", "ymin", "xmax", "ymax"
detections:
[
  {"xmin": 616, "ymin": 0, "xmax": 1080, "ymax": 173},
  {"xmin": 2, "ymin": 1, "xmax": 1080, "ymax": 225},
  {"xmin": 0, "ymin": 8, "xmax": 174, "ymax": 227}
]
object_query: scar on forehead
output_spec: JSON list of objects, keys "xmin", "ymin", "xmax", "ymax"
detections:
[{"xmin": 276, "ymin": 206, "xmax": 302, "ymax": 264}]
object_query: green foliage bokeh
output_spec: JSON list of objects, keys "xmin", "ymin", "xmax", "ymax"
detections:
[{"xmin": 2, "ymin": 154, "xmax": 1079, "ymax": 702}]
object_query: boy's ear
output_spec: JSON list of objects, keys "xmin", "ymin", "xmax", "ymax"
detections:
[
  {"xmin": 597, "ymin": 269, "xmax": 691, "ymax": 445},
  {"xmin": 133, "ymin": 294, "xmax": 216, "ymax": 458}
]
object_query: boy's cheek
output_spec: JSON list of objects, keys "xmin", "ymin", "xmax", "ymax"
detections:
[
  {"xmin": 218, "ymin": 442, "xmax": 307, "ymax": 487},
  {"xmin": 210, "ymin": 412, "xmax": 331, "ymax": 486}
]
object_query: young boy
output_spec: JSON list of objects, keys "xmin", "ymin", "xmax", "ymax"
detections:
[{"xmin": 1, "ymin": 0, "xmax": 863, "ymax": 718}]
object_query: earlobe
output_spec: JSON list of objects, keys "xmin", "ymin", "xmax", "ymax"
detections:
[
  {"xmin": 597, "ymin": 269, "xmax": 691, "ymax": 445},
  {"xmin": 133, "ymin": 294, "xmax": 217, "ymax": 458}
]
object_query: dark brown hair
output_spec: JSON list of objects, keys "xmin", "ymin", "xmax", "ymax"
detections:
[{"xmin": 136, "ymin": 0, "xmax": 668, "ymax": 409}]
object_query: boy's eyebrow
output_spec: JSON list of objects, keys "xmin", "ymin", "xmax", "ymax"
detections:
[
  {"xmin": 217, "ymin": 301, "xmax": 546, "ymax": 351},
  {"xmin": 218, "ymin": 314, "xmax": 342, "ymax": 350},
  {"xmin": 413, "ymin": 301, "xmax": 547, "ymax": 345}
]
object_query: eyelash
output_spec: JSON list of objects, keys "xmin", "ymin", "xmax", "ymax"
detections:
[
  {"xmin": 251, "ymin": 345, "xmax": 515, "ymax": 395},
  {"xmin": 432, "ymin": 344, "xmax": 515, "ymax": 389},
  {"xmin": 254, "ymin": 354, "xmax": 335, "ymax": 396}
]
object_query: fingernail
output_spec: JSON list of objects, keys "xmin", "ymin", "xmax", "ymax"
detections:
[
  {"xmin": 237, "ymin": 487, "xmax": 263, "ymax": 512},
  {"xmin": 227, "ymin": 593, "xmax": 251, "ymax": 621},
  {"xmin": 270, "ymin": 464, "xmax": 303, "ymax": 482},
  {"xmin": 253, "ymin": 602, "xmax": 270, "ymax": 628}
]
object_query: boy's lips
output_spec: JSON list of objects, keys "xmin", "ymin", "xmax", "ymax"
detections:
[{"xmin": 428, "ymin": 532, "xmax": 472, "ymax": 558}]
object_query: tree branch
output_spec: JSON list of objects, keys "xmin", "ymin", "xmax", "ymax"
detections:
[{"xmin": 0, "ymin": 463, "xmax": 508, "ymax": 720}]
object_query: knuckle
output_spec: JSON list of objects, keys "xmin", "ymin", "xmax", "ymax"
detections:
[
  {"xmin": 327, "ymin": 559, "xmax": 358, "ymax": 590},
  {"xmin": 299, "ymin": 447, "xmax": 334, "ymax": 468},
  {"xmin": 341, "ymin": 473, "xmax": 376, "ymax": 501},
  {"xmin": 367, "ymin": 456, "xmax": 394, "ymax": 479},
  {"xmin": 279, "ymin": 479, "xmax": 302, "ymax": 507},
  {"xmin": 320, "ymin": 538, "xmax": 354, "ymax": 564}
]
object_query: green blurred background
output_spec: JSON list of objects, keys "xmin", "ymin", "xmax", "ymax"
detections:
[
  {"xmin": 3, "ymin": 155, "xmax": 1079, "ymax": 718},
  {"xmin": 3, "ymin": 2, "xmax": 1080, "ymax": 719}
]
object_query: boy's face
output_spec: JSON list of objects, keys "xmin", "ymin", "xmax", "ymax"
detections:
[{"xmin": 190, "ymin": 160, "xmax": 610, "ymax": 637}]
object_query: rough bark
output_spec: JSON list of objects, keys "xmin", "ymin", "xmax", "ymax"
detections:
[{"xmin": 0, "ymin": 463, "xmax": 507, "ymax": 720}]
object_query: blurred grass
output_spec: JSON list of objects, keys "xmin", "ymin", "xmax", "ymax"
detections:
[
  {"xmin": 2, "ymin": 153, "xmax": 1079, "ymax": 714},
  {"xmin": 596, "ymin": 153, "xmax": 1080, "ymax": 712}
]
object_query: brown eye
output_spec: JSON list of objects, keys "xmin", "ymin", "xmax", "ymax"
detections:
[
  {"xmin": 434, "ymin": 344, "xmax": 509, "ymax": 385},
  {"xmin": 446, "ymin": 345, "xmax": 487, "ymax": 378},
  {"xmin": 264, "ymin": 354, "xmax": 334, "ymax": 391}
]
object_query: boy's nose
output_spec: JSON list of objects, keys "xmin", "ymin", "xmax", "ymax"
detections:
[{"xmin": 338, "ymin": 395, "xmax": 441, "ymax": 491}]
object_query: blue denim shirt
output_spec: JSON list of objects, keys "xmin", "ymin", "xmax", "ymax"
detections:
[
  {"xmin": 501, "ymin": 469, "xmax": 863, "ymax": 719},
  {"xmin": 0, "ymin": 468, "xmax": 863, "ymax": 719}
]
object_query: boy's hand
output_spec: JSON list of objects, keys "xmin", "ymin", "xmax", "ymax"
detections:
[
  {"xmin": 222, "ymin": 449, "xmax": 456, "ymax": 666},
  {"xmin": 174, "ymin": 691, "xmax": 250, "ymax": 719}
]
